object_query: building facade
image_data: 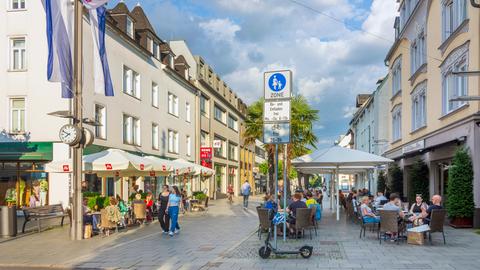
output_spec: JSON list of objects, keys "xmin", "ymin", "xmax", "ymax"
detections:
[
  {"xmin": 253, "ymin": 139, "xmax": 267, "ymax": 194},
  {"xmin": 169, "ymin": 40, "xmax": 254, "ymax": 199},
  {"xmin": 0, "ymin": 2, "xmax": 199, "ymax": 207},
  {"xmin": 349, "ymin": 75, "xmax": 391, "ymax": 194},
  {"xmin": 384, "ymin": 0, "xmax": 480, "ymax": 226}
]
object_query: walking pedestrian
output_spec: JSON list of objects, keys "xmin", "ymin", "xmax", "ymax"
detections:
[
  {"xmin": 158, "ymin": 185, "xmax": 175, "ymax": 234},
  {"xmin": 241, "ymin": 180, "xmax": 251, "ymax": 209},
  {"xmin": 166, "ymin": 186, "xmax": 182, "ymax": 237}
]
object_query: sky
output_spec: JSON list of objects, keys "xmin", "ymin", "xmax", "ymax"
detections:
[{"xmin": 109, "ymin": 0, "xmax": 398, "ymax": 148}]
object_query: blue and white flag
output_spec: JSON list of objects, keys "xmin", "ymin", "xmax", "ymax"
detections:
[
  {"xmin": 43, "ymin": 0, "xmax": 74, "ymax": 98},
  {"xmin": 83, "ymin": 0, "xmax": 114, "ymax": 96}
]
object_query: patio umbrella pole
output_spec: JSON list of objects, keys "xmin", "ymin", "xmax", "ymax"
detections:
[{"xmin": 336, "ymin": 165, "xmax": 340, "ymax": 221}]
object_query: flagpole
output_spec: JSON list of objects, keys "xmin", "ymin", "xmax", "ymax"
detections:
[{"xmin": 71, "ymin": 0, "xmax": 84, "ymax": 241}]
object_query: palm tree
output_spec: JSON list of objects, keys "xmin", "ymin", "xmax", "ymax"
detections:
[{"xmin": 244, "ymin": 95, "xmax": 319, "ymax": 194}]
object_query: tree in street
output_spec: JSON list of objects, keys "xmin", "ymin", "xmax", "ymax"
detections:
[{"xmin": 244, "ymin": 95, "xmax": 318, "ymax": 195}]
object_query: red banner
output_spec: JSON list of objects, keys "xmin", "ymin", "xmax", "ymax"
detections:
[{"xmin": 200, "ymin": 147, "xmax": 213, "ymax": 169}]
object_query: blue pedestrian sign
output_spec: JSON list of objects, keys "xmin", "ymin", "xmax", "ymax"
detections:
[
  {"xmin": 264, "ymin": 70, "xmax": 291, "ymax": 99},
  {"xmin": 268, "ymin": 73, "xmax": 286, "ymax": 92}
]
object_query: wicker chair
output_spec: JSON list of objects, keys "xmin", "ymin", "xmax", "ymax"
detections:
[
  {"xmin": 359, "ymin": 206, "xmax": 379, "ymax": 239},
  {"xmin": 100, "ymin": 208, "xmax": 118, "ymax": 236},
  {"xmin": 378, "ymin": 210, "xmax": 399, "ymax": 244},
  {"xmin": 256, "ymin": 208, "xmax": 272, "ymax": 240},
  {"xmin": 309, "ymin": 206, "xmax": 318, "ymax": 236},
  {"xmin": 133, "ymin": 202, "xmax": 146, "ymax": 224},
  {"xmin": 295, "ymin": 208, "xmax": 315, "ymax": 239},
  {"xmin": 428, "ymin": 209, "xmax": 447, "ymax": 245}
]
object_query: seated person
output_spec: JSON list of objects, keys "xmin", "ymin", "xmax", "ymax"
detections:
[
  {"xmin": 263, "ymin": 194, "xmax": 278, "ymax": 212},
  {"xmin": 374, "ymin": 191, "xmax": 388, "ymax": 208},
  {"xmin": 408, "ymin": 195, "xmax": 428, "ymax": 222},
  {"xmin": 305, "ymin": 192, "xmax": 317, "ymax": 207},
  {"xmin": 360, "ymin": 196, "xmax": 380, "ymax": 223},
  {"xmin": 286, "ymin": 193, "xmax": 307, "ymax": 233},
  {"xmin": 383, "ymin": 193, "xmax": 405, "ymax": 219},
  {"xmin": 421, "ymin": 195, "xmax": 443, "ymax": 224}
]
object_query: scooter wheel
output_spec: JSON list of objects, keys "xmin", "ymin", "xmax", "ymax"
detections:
[
  {"xmin": 258, "ymin": 246, "xmax": 272, "ymax": 259},
  {"xmin": 299, "ymin": 246, "xmax": 313, "ymax": 259}
]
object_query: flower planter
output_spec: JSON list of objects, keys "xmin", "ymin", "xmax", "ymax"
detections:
[{"xmin": 449, "ymin": 217, "xmax": 473, "ymax": 228}]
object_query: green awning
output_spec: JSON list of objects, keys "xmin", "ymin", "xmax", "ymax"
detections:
[{"xmin": 0, "ymin": 142, "xmax": 53, "ymax": 161}]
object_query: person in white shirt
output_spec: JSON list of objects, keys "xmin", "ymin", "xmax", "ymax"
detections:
[
  {"xmin": 374, "ymin": 191, "xmax": 387, "ymax": 208},
  {"xmin": 241, "ymin": 180, "xmax": 251, "ymax": 209}
]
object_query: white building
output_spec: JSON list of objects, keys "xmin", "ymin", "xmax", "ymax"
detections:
[
  {"xmin": 0, "ymin": 1, "xmax": 198, "ymax": 208},
  {"xmin": 349, "ymin": 76, "xmax": 391, "ymax": 194}
]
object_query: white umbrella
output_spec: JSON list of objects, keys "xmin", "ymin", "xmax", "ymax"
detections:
[
  {"xmin": 144, "ymin": 156, "xmax": 175, "ymax": 176},
  {"xmin": 45, "ymin": 149, "xmax": 153, "ymax": 176},
  {"xmin": 292, "ymin": 145, "xmax": 393, "ymax": 220},
  {"xmin": 174, "ymin": 158, "xmax": 215, "ymax": 176}
]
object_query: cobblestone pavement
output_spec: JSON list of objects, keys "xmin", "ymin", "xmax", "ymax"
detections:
[{"xmin": 1, "ymin": 196, "xmax": 480, "ymax": 270}]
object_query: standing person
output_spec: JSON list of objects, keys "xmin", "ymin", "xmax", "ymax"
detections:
[
  {"xmin": 158, "ymin": 185, "xmax": 172, "ymax": 234},
  {"xmin": 227, "ymin": 184, "xmax": 234, "ymax": 204},
  {"xmin": 145, "ymin": 192, "xmax": 154, "ymax": 222},
  {"xmin": 166, "ymin": 186, "xmax": 183, "ymax": 237},
  {"xmin": 241, "ymin": 180, "xmax": 251, "ymax": 209}
]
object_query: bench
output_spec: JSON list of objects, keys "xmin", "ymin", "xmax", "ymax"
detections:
[{"xmin": 22, "ymin": 204, "xmax": 69, "ymax": 233}]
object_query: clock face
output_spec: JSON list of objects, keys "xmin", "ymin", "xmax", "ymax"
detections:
[{"xmin": 59, "ymin": 125, "xmax": 80, "ymax": 145}]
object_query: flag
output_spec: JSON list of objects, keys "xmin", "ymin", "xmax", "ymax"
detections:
[
  {"xmin": 43, "ymin": 0, "xmax": 74, "ymax": 98},
  {"xmin": 83, "ymin": 0, "xmax": 114, "ymax": 96}
]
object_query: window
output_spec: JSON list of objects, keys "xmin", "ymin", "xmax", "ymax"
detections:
[
  {"xmin": 214, "ymin": 104, "xmax": 226, "ymax": 124},
  {"xmin": 214, "ymin": 136, "xmax": 226, "ymax": 158},
  {"xmin": 123, "ymin": 66, "xmax": 140, "ymax": 98},
  {"xmin": 152, "ymin": 123, "xmax": 159, "ymax": 150},
  {"xmin": 147, "ymin": 37, "xmax": 153, "ymax": 54},
  {"xmin": 10, "ymin": 38, "xmax": 26, "ymax": 71},
  {"xmin": 442, "ymin": 0, "xmax": 468, "ymax": 41},
  {"xmin": 151, "ymin": 82, "xmax": 158, "ymax": 108},
  {"xmin": 391, "ymin": 57, "xmax": 402, "ymax": 96},
  {"xmin": 186, "ymin": 136, "xmax": 191, "ymax": 156},
  {"xmin": 10, "ymin": 0, "xmax": 26, "ymax": 10},
  {"xmin": 227, "ymin": 114, "xmax": 238, "ymax": 131},
  {"xmin": 153, "ymin": 42, "xmax": 159, "ymax": 59},
  {"xmin": 228, "ymin": 142, "xmax": 238, "ymax": 161},
  {"xmin": 411, "ymin": 83, "xmax": 427, "ymax": 131},
  {"xmin": 186, "ymin": 102, "xmax": 191, "ymax": 122},
  {"xmin": 168, "ymin": 130, "xmax": 179, "ymax": 154},
  {"xmin": 441, "ymin": 43, "xmax": 469, "ymax": 115},
  {"xmin": 201, "ymin": 131, "xmax": 209, "ymax": 147},
  {"xmin": 168, "ymin": 92, "xmax": 179, "ymax": 116},
  {"xmin": 200, "ymin": 95, "xmax": 209, "ymax": 117},
  {"xmin": 392, "ymin": 105, "xmax": 402, "ymax": 142},
  {"xmin": 94, "ymin": 104, "xmax": 106, "ymax": 139},
  {"xmin": 410, "ymin": 32, "xmax": 426, "ymax": 74},
  {"xmin": 126, "ymin": 17, "xmax": 134, "ymax": 38},
  {"xmin": 123, "ymin": 114, "xmax": 140, "ymax": 146},
  {"xmin": 10, "ymin": 98, "xmax": 25, "ymax": 133}
]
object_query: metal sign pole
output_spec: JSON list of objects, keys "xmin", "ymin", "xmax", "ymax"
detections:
[
  {"xmin": 283, "ymin": 144, "xmax": 287, "ymax": 242},
  {"xmin": 273, "ymin": 144, "xmax": 278, "ymax": 249}
]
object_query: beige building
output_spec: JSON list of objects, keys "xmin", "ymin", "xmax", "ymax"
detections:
[
  {"xmin": 384, "ymin": 0, "xmax": 480, "ymax": 226},
  {"xmin": 169, "ymin": 41, "xmax": 254, "ymax": 198}
]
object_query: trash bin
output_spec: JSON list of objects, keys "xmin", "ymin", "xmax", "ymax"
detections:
[{"xmin": 0, "ymin": 205, "xmax": 17, "ymax": 238}]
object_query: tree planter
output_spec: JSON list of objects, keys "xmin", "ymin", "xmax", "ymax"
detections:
[{"xmin": 450, "ymin": 217, "xmax": 473, "ymax": 228}]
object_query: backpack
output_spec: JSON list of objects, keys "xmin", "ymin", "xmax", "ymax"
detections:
[{"xmin": 309, "ymin": 203, "xmax": 322, "ymax": 221}]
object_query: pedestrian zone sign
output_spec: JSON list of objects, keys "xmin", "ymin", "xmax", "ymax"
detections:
[{"xmin": 264, "ymin": 70, "xmax": 291, "ymax": 99}]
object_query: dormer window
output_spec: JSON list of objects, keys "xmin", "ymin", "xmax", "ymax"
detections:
[
  {"xmin": 169, "ymin": 54, "xmax": 174, "ymax": 69},
  {"xmin": 147, "ymin": 37, "xmax": 153, "ymax": 53},
  {"xmin": 126, "ymin": 17, "xmax": 134, "ymax": 38},
  {"xmin": 153, "ymin": 42, "xmax": 159, "ymax": 59},
  {"xmin": 184, "ymin": 68, "xmax": 189, "ymax": 80}
]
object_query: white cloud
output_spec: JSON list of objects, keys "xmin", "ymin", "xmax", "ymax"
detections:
[
  {"xmin": 342, "ymin": 105, "xmax": 358, "ymax": 119},
  {"xmin": 298, "ymin": 77, "xmax": 335, "ymax": 101},
  {"xmin": 199, "ymin": 18, "xmax": 241, "ymax": 43}
]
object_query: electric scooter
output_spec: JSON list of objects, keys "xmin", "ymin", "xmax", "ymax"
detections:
[{"xmin": 258, "ymin": 213, "xmax": 313, "ymax": 259}]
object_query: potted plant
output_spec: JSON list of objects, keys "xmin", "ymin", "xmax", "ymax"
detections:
[{"xmin": 447, "ymin": 148, "xmax": 475, "ymax": 228}]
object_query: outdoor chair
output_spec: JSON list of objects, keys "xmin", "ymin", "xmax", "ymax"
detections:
[
  {"xmin": 294, "ymin": 208, "xmax": 315, "ymax": 239},
  {"xmin": 133, "ymin": 202, "xmax": 147, "ymax": 224},
  {"xmin": 359, "ymin": 207, "xmax": 379, "ymax": 239},
  {"xmin": 378, "ymin": 210, "xmax": 400, "ymax": 244},
  {"xmin": 256, "ymin": 208, "xmax": 272, "ymax": 240},
  {"xmin": 428, "ymin": 209, "xmax": 447, "ymax": 245},
  {"xmin": 309, "ymin": 206, "xmax": 318, "ymax": 236},
  {"xmin": 100, "ymin": 208, "xmax": 118, "ymax": 236},
  {"xmin": 346, "ymin": 202, "xmax": 354, "ymax": 223}
]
